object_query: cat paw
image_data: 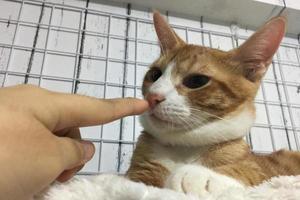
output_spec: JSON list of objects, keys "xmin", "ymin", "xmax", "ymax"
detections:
[{"xmin": 165, "ymin": 165, "xmax": 244, "ymax": 197}]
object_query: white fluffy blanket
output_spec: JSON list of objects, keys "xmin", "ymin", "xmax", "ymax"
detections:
[{"xmin": 37, "ymin": 174, "xmax": 300, "ymax": 200}]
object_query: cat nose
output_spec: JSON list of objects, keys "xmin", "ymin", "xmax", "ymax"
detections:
[{"xmin": 146, "ymin": 93, "xmax": 166, "ymax": 108}]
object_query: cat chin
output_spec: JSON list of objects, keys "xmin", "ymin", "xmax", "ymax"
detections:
[
  {"xmin": 139, "ymin": 106, "xmax": 255, "ymax": 146},
  {"xmin": 139, "ymin": 113, "xmax": 185, "ymax": 135}
]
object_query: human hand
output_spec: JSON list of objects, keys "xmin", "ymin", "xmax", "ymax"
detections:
[{"xmin": 0, "ymin": 84, "xmax": 148, "ymax": 200}]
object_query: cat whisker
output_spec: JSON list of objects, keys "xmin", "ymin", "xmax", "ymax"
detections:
[
  {"xmin": 188, "ymin": 107, "xmax": 234, "ymax": 125},
  {"xmin": 174, "ymin": 113, "xmax": 195, "ymax": 131}
]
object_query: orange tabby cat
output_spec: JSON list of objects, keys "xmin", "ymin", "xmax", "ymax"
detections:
[{"xmin": 126, "ymin": 12, "xmax": 299, "ymax": 197}]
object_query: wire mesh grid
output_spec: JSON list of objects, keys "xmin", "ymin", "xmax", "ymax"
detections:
[{"xmin": 0, "ymin": 0, "xmax": 300, "ymax": 175}]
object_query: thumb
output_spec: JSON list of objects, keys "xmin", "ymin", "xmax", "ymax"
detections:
[{"xmin": 57, "ymin": 137, "xmax": 95, "ymax": 170}]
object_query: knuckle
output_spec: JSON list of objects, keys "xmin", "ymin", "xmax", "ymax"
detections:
[
  {"xmin": 19, "ymin": 84, "xmax": 39, "ymax": 90},
  {"xmin": 125, "ymin": 99, "xmax": 135, "ymax": 113},
  {"xmin": 61, "ymin": 138, "xmax": 84, "ymax": 163},
  {"xmin": 71, "ymin": 143, "xmax": 84, "ymax": 161},
  {"xmin": 24, "ymin": 84, "xmax": 50, "ymax": 94},
  {"xmin": 43, "ymin": 139, "xmax": 67, "ymax": 175},
  {"xmin": 51, "ymin": 157, "xmax": 65, "ymax": 174},
  {"xmin": 125, "ymin": 97, "xmax": 134, "ymax": 101},
  {"xmin": 17, "ymin": 84, "xmax": 48, "ymax": 96}
]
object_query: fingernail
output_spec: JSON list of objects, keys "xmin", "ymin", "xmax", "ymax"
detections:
[{"xmin": 80, "ymin": 140, "xmax": 95, "ymax": 163}]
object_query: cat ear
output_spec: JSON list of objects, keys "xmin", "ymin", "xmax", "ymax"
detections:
[
  {"xmin": 153, "ymin": 11, "xmax": 185, "ymax": 53},
  {"xmin": 232, "ymin": 16, "xmax": 286, "ymax": 82}
]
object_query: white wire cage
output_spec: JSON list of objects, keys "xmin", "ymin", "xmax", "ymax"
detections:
[{"xmin": 0, "ymin": 0, "xmax": 300, "ymax": 176}]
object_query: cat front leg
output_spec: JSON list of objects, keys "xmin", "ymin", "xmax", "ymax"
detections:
[
  {"xmin": 126, "ymin": 160, "xmax": 170, "ymax": 187},
  {"xmin": 165, "ymin": 164, "xmax": 244, "ymax": 197}
]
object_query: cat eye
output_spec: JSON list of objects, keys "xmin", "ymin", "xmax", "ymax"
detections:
[
  {"xmin": 182, "ymin": 74, "xmax": 210, "ymax": 89},
  {"xmin": 145, "ymin": 67, "xmax": 162, "ymax": 82}
]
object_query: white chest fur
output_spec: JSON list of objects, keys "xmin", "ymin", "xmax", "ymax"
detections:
[
  {"xmin": 146, "ymin": 140, "xmax": 245, "ymax": 197},
  {"xmin": 149, "ymin": 142, "xmax": 206, "ymax": 171}
]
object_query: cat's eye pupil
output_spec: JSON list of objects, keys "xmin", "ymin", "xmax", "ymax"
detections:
[
  {"xmin": 183, "ymin": 74, "xmax": 210, "ymax": 89},
  {"xmin": 147, "ymin": 68, "xmax": 162, "ymax": 82}
]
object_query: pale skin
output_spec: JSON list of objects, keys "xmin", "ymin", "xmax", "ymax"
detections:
[{"xmin": 0, "ymin": 84, "xmax": 149, "ymax": 200}]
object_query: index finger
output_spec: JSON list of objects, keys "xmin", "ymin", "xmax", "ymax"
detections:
[{"xmin": 42, "ymin": 93, "xmax": 149, "ymax": 131}]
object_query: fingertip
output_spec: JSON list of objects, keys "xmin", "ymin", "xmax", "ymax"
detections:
[
  {"xmin": 134, "ymin": 98, "xmax": 149, "ymax": 110},
  {"xmin": 126, "ymin": 98, "xmax": 149, "ymax": 114}
]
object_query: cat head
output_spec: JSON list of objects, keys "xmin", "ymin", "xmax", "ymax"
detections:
[{"xmin": 140, "ymin": 12, "xmax": 286, "ymax": 146}]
